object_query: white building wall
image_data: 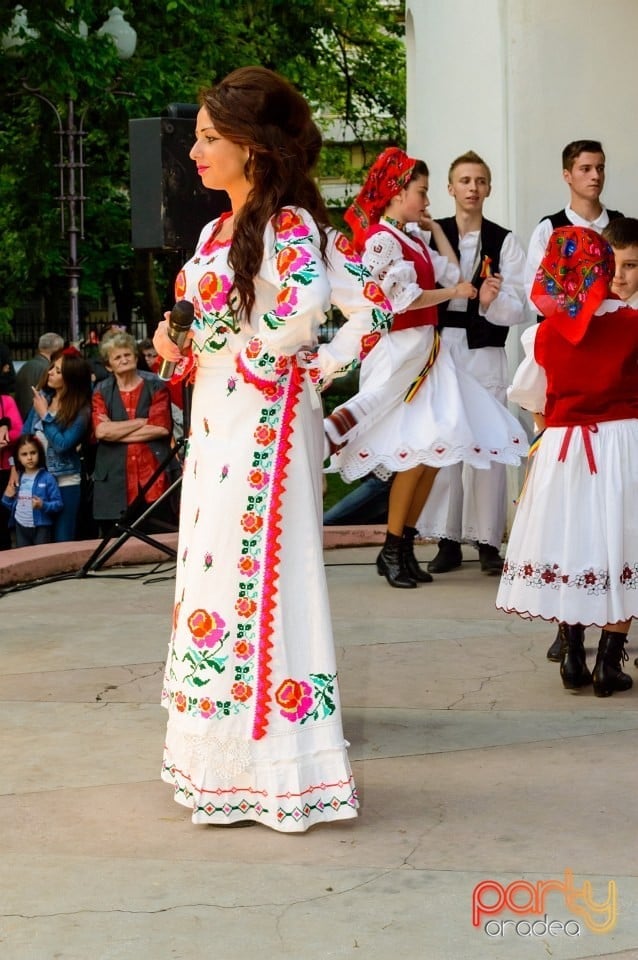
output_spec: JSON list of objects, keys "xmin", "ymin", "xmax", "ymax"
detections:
[{"xmin": 406, "ymin": 0, "xmax": 635, "ymax": 246}]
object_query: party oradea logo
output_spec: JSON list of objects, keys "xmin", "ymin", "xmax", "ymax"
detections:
[{"xmin": 472, "ymin": 869, "xmax": 617, "ymax": 938}]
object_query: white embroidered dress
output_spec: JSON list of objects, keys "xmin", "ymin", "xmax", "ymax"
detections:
[
  {"xmin": 160, "ymin": 209, "xmax": 391, "ymax": 831},
  {"xmin": 328, "ymin": 222, "xmax": 528, "ymax": 481}
]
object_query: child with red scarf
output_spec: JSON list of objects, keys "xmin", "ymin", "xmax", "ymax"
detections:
[
  {"xmin": 325, "ymin": 147, "xmax": 528, "ymax": 588},
  {"xmin": 497, "ymin": 224, "xmax": 638, "ymax": 697}
]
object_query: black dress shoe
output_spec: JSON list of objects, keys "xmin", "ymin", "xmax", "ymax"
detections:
[
  {"xmin": 546, "ymin": 628, "xmax": 563, "ymax": 662},
  {"xmin": 427, "ymin": 538, "xmax": 463, "ymax": 574},
  {"xmin": 478, "ymin": 544, "xmax": 504, "ymax": 575}
]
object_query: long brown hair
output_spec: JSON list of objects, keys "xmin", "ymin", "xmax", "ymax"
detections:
[
  {"xmin": 200, "ymin": 66, "xmax": 330, "ymax": 321},
  {"xmin": 39, "ymin": 348, "xmax": 92, "ymax": 427}
]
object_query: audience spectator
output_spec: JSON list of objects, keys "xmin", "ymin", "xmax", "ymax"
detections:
[
  {"xmin": 14, "ymin": 332, "xmax": 65, "ymax": 419},
  {"xmin": 0, "ymin": 390, "xmax": 23, "ymax": 548},
  {"xmin": 91, "ymin": 332, "xmax": 175, "ymax": 534},
  {"xmin": 22, "ymin": 347, "xmax": 93, "ymax": 542}
]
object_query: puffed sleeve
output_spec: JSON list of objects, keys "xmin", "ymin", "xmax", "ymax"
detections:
[
  {"xmin": 362, "ymin": 230, "xmax": 422, "ymax": 313},
  {"xmin": 235, "ymin": 208, "xmax": 331, "ymax": 388},
  {"xmin": 508, "ymin": 324, "xmax": 547, "ymax": 413},
  {"xmin": 298, "ymin": 229, "xmax": 393, "ymax": 389}
]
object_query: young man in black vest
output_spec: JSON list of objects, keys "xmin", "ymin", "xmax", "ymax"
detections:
[
  {"xmin": 525, "ymin": 139, "xmax": 623, "ymax": 310},
  {"xmin": 419, "ymin": 150, "xmax": 527, "ymax": 575}
]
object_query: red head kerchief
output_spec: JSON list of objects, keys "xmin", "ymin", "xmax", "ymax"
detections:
[
  {"xmin": 344, "ymin": 147, "xmax": 417, "ymax": 252},
  {"xmin": 530, "ymin": 226, "xmax": 615, "ymax": 343}
]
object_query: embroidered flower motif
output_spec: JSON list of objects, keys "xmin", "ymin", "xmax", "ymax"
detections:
[
  {"xmin": 275, "ymin": 678, "xmax": 314, "ymax": 722},
  {"xmin": 241, "ymin": 512, "xmax": 263, "ymax": 534},
  {"xmin": 203, "ymin": 552, "xmax": 213, "ymax": 571},
  {"xmin": 245, "ymin": 337, "xmax": 263, "ymax": 360},
  {"xmin": 234, "ymin": 639, "xmax": 255, "ymax": 660},
  {"xmin": 360, "ymin": 331, "xmax": 381, "ymax": 358},
  {"xmin": 276, "ymin": 245, "xmax": 311, "ymax": 279},
  {"xmin": 254, "ymin": 424, "xmax": 277, "ymax": 446},
  {"xmin": 274, "ymin": 209, "xmax": 309, "ymax": 238},
  {"xmin": 227, "ymin": 376, "xmax": 237, "ymax": 395},
  {"xmin": 220, "ymin": 464, "xmax": 229, "ymax": 482},
  {"xmin": 172, "ymin": 601, "xmax": 181, "ymax": 630},
  {"xmin": 198, "ymin": 696, "xmax": 216, "ymax": 718},
  {"xmin": 363, "ymin": 279, "xmax": 389, "ymax": 305},
  {"xmin": 335, "ymin": 231, "xmax": 357, "ymax": 260},
  {"xmin": 274, "ymin": 286, "xmax": 299, "ymax": 318},
  {"xmin": 262, "ymin": 383, "xmax": 285, "ymax": 403},
  {"xmin": 238, "ymin": 555, "xmax": 260, "ymax": 577},
  {"xmin": 174, "ymin": 270, "xmax": 186, "ymax": 300},
  {"xmin": 187, "ymin": 609, "xmax": 227, "ymax": 648},
  {"xmin": 182, "ymin": 548, "xmax": 188, "ymax": 565},
  {"xmin": 235, "ymin": 597, "xmax": 257, "ymax": 619},
  {"xmin": 203, "ymin": 418, "xmax": 210, "ymax": 436},
  {"xmin": 247, "ymin": 468, "xmax": 269, "ymax": 491},
  {"xmin": 199, "ymin": 270, "xmax": 232, "ymax": 311},
  {"xmin": 174, "ymin": 691, "xmax": 188, "ymax": 713},
  {"xmin": 231, "ymin": 681, "xmax": 253, "ymax": 702}
]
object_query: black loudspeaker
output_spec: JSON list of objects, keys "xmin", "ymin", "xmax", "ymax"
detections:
[{"xmin": 129, "ymin": 117, "xmax": 230, "ymax": 252}]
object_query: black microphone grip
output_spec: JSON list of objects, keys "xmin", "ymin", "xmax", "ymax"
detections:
[{"xmin": 157, "ymin": 300, "xmax": 195, "ymax": 380}]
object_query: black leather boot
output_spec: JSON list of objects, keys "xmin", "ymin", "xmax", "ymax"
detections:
[
  {"xmin": 401, "ymin": 526, "xmax": 433, "ymax": 583},
  {"xmin": 558, "ymin": 623, "xmax": 592, "ymax": 690},
  {"xmin": 376, "ymin": 532, "xmax": 417, "ymax": 588},
  {"xmin": 592, "ymin": 630, "xmax": 633, "ymax": 697},
  {"xmin": 546, "ymin": 627, "xmax": 563, "ymax": 662},
  {"xmin": 427, "ymin": 538, "xmax": 463, "ymax": 574}
]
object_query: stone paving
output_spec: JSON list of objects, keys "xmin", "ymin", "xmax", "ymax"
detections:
[{"xmin": 1, "ymin": 541, "xmax": 638, "ymax": 959}]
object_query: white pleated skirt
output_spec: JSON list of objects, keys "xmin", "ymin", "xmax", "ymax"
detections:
[
  {"xmin": 328, "ymin": 326, "xmax": 527, "ymax": 482},
  {"xmin": 497, "ymin": 419, "xmax": 638, "ymax": 627}
]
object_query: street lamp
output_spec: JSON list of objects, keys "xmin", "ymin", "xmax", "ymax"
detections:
[{"xmin": 2, "ymin": 7, "xmax": 137, "ymax": 343}]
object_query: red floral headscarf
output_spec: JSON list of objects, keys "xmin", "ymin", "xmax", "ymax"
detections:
[
  {"xmin": 531, "ymin": 226, "xmax": 615, "ymax": 343},
  {"xmin": 344, "ymin": 147, "xmax": 417, "ymax": 252}
]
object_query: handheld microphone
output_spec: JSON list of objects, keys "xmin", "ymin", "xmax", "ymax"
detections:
[{"xmin": 157, "ymin": 300, "xmax": 195, "ymax": 380}]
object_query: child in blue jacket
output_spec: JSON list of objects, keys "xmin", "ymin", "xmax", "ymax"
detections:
[{"xmin": 2, "ymin": 434, "xmax": 63, "ymax": 546}]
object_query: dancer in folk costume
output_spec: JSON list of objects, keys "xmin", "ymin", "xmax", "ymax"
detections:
[
  {"xmin": 325, "ymin": 147, "xmax": 528, "ymax": 588},
  {"xmin": 497, "ymin": 225, "xmax": 638, "ymax": 697},
  {"xmin": 153, "ymin": 67, "xmax": 393, "ymax": 831}
]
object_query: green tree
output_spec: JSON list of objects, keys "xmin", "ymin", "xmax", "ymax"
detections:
[{"xmin": 0, "ymin": 0, "xmax": 405, "ymax": 342}]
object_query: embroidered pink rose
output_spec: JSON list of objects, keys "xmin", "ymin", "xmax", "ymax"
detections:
[
  {"xmin": 187, "ymin": 609, "xmax": 227, "ymax": 649},
  {"xmin": 241, "ymin": 512, "xmax": 263, "ymax": 534},
  {"xmin": 198, "ymin": 696, "xmax": 216, "ymax": 718},
  {"xmin": 174, "ymin": 691, "xmax": 187, "ymax": 713},
  {"xmin": 231, "ymin": 680, "xmax": 253, "ymax": 702},
  {"xmin": 199, "ymin": 270, "xmax": 232, "ymax": 311},
  {"xmin": 238, "ymin": 555, "xmax": 260, "ymax": 578},
  {"xmin": 276, "ymin": 245, "xmax": 311, "ymax": 279},
  {"xmin": 254, "ymin": 424, "xmax": 277, "ymax": 446},
  {"xmin": 274, "ymin": 286, "xmax": 299, "ymax": 318},
  {"xmin": 235, "ymin": 597, "xmax": 257, "ymax": 619},
  {"xmin": 247, "ymin": 468, "xmax": 269, "ymax": 490},
  {"xmin": 274, "ymin": 209, "xmax": 309, "ymax": 239},
  {"xmin": 245, "ymin": 337, "xmax": 263, "ymax": 359},
  {"xmin": 275, "ymin": 678, "xmax": 314, "ymax": 722},
  {"xmin": 234, "ymin": 639, "xmax": 255, "ymax": 660}
]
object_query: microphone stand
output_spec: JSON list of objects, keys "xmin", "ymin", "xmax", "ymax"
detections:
[{"xmin": 76, "ymin": 378, "xmax": 192, "ymax": 578}]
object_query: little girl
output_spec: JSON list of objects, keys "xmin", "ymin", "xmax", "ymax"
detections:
[{"xmin": 2, "ymin": 434, "xmax": 63, "ymax": 547}]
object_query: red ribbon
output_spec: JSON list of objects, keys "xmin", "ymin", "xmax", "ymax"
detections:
[{"xmin": 557, "ymin": 424, "xmax": 598, "ymax": 474}]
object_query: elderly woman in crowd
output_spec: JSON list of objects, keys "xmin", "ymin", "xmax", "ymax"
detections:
[{"xmin": 91, "ymin": 332, "xmax": 175, "ymax": 533}]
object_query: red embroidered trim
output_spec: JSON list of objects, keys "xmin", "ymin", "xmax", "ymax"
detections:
[
  {"xmin": 252, "ymin": 362, "xmax": 303, "ymax": 740},
  {"xmin": 275, "ymin": 776, "xmax": 356, "ymax": 799}
]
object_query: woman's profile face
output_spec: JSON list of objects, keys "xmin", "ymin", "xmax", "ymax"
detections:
[
  {"xmin": 189, "ymin": 107, "xmax": 250, "ymax": 193},
  {"xmin": 47, "ymin": 360, "xmax": 64, "ymax": 392}
]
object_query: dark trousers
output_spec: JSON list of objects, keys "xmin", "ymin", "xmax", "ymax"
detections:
[{"xmin": 15, "ymin": 523, "xmax": 53, "ymax": 547}]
